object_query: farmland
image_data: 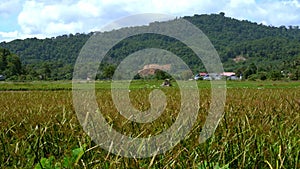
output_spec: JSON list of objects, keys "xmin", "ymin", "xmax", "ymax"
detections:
[{"xmin": 0, "ymin": 80, "xmax": 299, "ymax": 168}]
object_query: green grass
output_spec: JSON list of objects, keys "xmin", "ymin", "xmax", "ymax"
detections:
[
  {"xmin": 0, "ymin": 80, "xmax": 299, "ymax": 168},
  {"xmin": 0, "ymin": 80, "xmax": 299, "ymax": 91}
]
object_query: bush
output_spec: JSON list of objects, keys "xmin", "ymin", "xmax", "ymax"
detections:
[
  {"xmin": 268, "ymin": 71, "xmax": 282, "ymax": 81},
  {"xmin": 258, "ymin": 72, "xmax": 268, "ymax": 80},
  {"xmin": 247, "ymin": 74, "xmax": 259, "ymax": 81}
]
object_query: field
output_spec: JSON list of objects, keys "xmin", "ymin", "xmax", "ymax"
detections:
[{"xmin": 0, "ymin": 80, "xmax": 299, "ymax": 168}]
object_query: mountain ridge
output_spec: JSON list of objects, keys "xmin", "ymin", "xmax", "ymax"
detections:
[{"xmin": 0, "ymin": 13, "xmax": 300, "ymax": 80}]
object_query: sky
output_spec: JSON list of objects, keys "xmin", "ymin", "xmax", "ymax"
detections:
[{"xmin": 1, "ymin": 0, "xmax": 300, "ymax": 42}]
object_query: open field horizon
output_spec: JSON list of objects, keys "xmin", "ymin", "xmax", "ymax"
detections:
[{"xmin": 0, "ymin": 80, "xmax": 299, "ymax": 91}]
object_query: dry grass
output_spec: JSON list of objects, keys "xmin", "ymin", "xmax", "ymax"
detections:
[{"xmin": 0, "ymin": 82, "xmax": 299, "ymax": 168}]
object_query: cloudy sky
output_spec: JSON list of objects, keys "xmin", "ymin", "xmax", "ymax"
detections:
[{"xmin": 1, "ymin": 0, "xmax": 300, "ymax": 42}]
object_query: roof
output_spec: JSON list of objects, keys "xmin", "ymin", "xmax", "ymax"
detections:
[
  {"xmin": 199, "ymin": 72, "xmax": 207, "ymax": 76},
  {"xmin": 220, "ymin": 72, "xmax": 236, "ymax": 76}
]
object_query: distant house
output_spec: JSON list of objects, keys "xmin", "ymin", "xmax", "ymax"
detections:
[
  {"xmin": 0, "ymin": 75, "xmax": 5, "ymax": 81},
  {"xmin": 199, "ymin": 72, "xmax": 207, "ymax": 76},
  {"xmin": 195, "ymin": 73, "xmax": 219, "ymax": 80},
  {"xmin": 220, "ymin": 72, "xmax": 239, "ymax": 80},
  {"xmin": 203, "ymin": 74, "xmax": 212, "ymax": 80},
  {"xmin": 194, "ymin": 72, "xmax": 239, "ymax": 80},
  {"xmin": 138, "ymin": 64, "xmax": 171, "ymax": 76},
  {"xmin": 194, "ymin": 72, "xmax": 207, "ymax": 80},
  {"xmin": 210, "ymin": 73, "xmax": 222, "ymax": 80},
  {"xmin": 228, "ymin": 75, "xmax": 238, "ymax": 80},
  {"xmin": 220, "ymin": 72, "xmax": 235, "ymax": 77}
]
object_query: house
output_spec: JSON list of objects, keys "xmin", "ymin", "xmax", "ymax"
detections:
[
  {"xmin": 194, "ymin": 72, "xmax": 207, "ymax": 80},
  {"xmin": 210, "ymin": 73, "xmax": 222, "ymax": 80},
  {"xmin": 195, "ymin": 73, "xmax": 219, "ymax": 80},
  {"xmin": 220, "ymin": 72, "xmax": 239, "ymax": 80},
  {"xmin": 228, "ymin": 75, "xmax": 238, "ymax": 80},
  {"xmin": 0, "ymin": 75, "xmax": 5, "ymax": 81},
  {"xmin": 203, "ymin": 74, "xmax": 212, "ymax": 80},
  {"xmin": 194, "ymin": 72, "xmax": 239, "ymax": 80},
  {"xmin": 220, "ymin": 72, "xmax": 236, "ymax": 77},
  {"xmin": 194, "ymin": 74, "xmax": 201, "ymax": 80}
]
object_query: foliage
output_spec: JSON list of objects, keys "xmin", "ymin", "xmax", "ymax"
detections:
[
  {"xmin": 34, "ymin": 144, "xmax": 86, "ymax": 169},
  {"xmin": 1, "ymin": 13, "xmax": 300, "ymax": 80},
  {"xmin": 0, "ymin": 81, "xmax": 299, "ymax": 168},
  {"xmin": 243, "ymin": 63, "xmax": 257, "ymax": 79},
  {"xmin": 0, "ymin": 34, "xmax": 89, "ymax": 80},
  {"xmin": 154, "ymin": 69, "xmax": 172, "ymax": 80},
  {"xmin": 96, "ymin": 64, "xmax": 117, "ymax": 80},
  {"xmin": 0, "ymin": 48, "xmax": 22, "ymax": 78},
  {"xmin": 197, "ymin": 161, "xmax": 229, "ymax": 169},
  {"xmin": 269, "ymin": 70, "xmax": 283, "ymax": 81}
]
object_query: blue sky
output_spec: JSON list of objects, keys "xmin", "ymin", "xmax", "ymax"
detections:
[{"xmin": 1, "ymin": 0, "xmax": 300, "ymax": 42}]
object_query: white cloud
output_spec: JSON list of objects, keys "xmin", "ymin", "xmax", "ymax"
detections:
[
  {"xmin": 105, "ymin": 0, "xmax": 225, "ymax": 16},
  {"xmin": 228, "ymin": 0, "xmax": 256, "ymax": 8},
  {"xmin": 0, "ymin": 30, "xmax": 46, "ymax": 42},
  {"xmin": 260, "ymin": 0, "xmax": 300, "ymax": 26},
  {"xmin": 17, "ymin": 0, "xmax": 105, "ymax": 37},
  {"xmin": 202, "ymin": 0, "xmax": 300, "ymax": 26},
  {"xmin": 0, "ymin": 0, "xmax": 21, "ymax": 17},
  {"xmin": 0, "ymin": 31, "xmax": 18, "ymax": 38}
]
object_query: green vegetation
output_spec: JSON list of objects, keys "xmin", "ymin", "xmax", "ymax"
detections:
[
  {"xmin": 0, "ymin": 81, "xmax": 299, "ymax": 168},
  {"xmin": 34, "ymin": 144, "xmax": 86, "ymax": 169},
  {"xmin": 1, "ymin": 13, "xmax": 300, "ymax": 81},
  {"xmin": 0, "ymin": 48, "xmax": 22, "ymax": 80},
  {"xmin": 0, "ymin": 12, "xmax": 299, "ymax": 169},
  {"xmin": 0, "ymin": 80, "xmax": 299, "ymax": 91}
]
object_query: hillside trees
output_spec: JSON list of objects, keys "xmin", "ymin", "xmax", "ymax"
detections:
[
  {"xmin": 0, "ymin": 48, "xmax": 23, "ymax": 79},
  {"xmin": 1, "ymin": 14, "xmax": 300, "ymax": 80}
]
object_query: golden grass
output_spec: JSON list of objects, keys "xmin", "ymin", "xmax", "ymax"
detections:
[{"xmin": 0, "ymin": 86, "xmax": 299, "ymax": 168}]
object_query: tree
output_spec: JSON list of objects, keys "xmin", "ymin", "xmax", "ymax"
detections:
[
  {"xmin": 40, "ymin": 63, "xmax": 52, "ymax": 80},
  {"xmin": 269, "ymin": 70, "xmax": 282, "ymax": 80},
  {"xmin": 154, "ymin": 70, "xmax": 171, "ymax": 80},
  {"xmin": 243, "ymin": 63, "xmax": 257, "ymax": 79},
  {"xmin": 1, "ymin": 13, "xmax": 300, "ymax": 81},
  {"xmin": 133, "ymin": 73, "xmax": 141, "ymax": 80},
  {"xmin": 0, "ymin": 48, "xmax": 23, "ymax": 78},
  {"xmin": 101, "ymin": 64, "xmax": 116, "ymax": 80},
  {"xmin": 290, "ymin": 69, "xmax": 300, "ymax": 80},
  {"xmin": 181, "ymin": 70, "xmax": 193, "ymax": 80}
]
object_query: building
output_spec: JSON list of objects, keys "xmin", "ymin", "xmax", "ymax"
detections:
[
  {"xmin": 0, "ymin": 75, "xmax": 5, "ymax": 81},
  {"xmin": 220, "ymin": 72, "xmax": 236, "ymax": 77},
  {"xmin": 220, "ymin": 72, "xmax": 239, "ymax": 80},
  {"xmin": 194, "ymin": 72, "xmax": 238, "ymax": 80}
]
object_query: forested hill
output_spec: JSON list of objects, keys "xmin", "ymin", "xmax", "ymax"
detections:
[
  {"xmin": 0, "ymin": 33, "xmax": 91, "ymax": 80},
  {"xmin": 1, "ymin": 13, "xmax": 300, "ymax": 80}
]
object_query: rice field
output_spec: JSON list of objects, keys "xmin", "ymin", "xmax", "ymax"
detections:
[{"xmin": 0, "ymin": 80, "xmax": 299, "ymax": 168}]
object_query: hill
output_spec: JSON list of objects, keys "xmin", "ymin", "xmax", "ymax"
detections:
[{"xmin": 0, "ymin": 13, "xmax": 300, "ymax": 80}]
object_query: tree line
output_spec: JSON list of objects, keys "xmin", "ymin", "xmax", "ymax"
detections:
[{"xmin": 0, "ymin": 13, "xmax": 300, "ymax": 81}]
